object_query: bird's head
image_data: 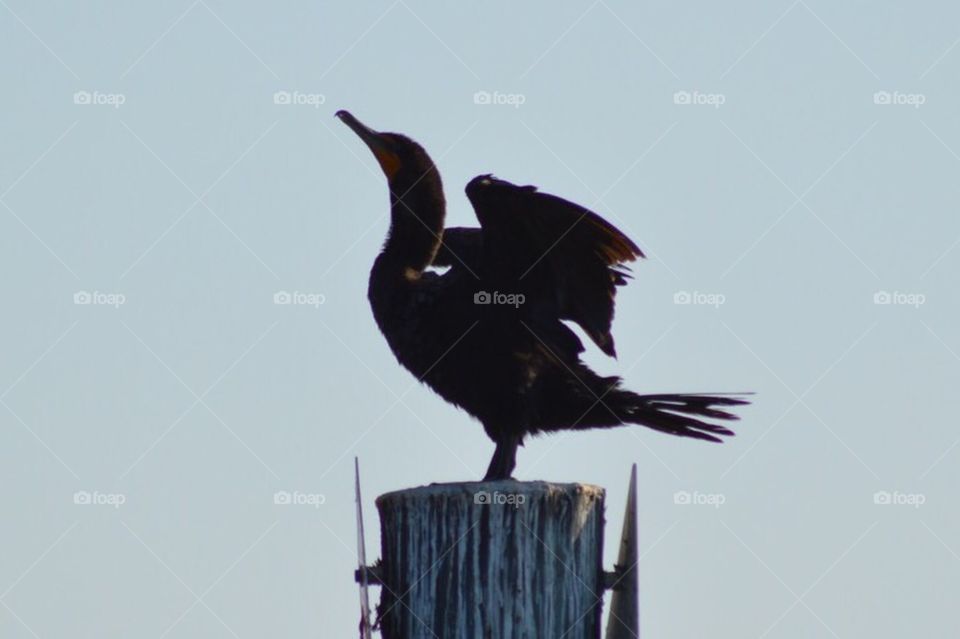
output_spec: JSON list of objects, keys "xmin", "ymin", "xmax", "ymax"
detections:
[
  {"xmin": 336, "ymin": 110, "xmax": 445, "ymax": 270},
  {"xmin": 335, "ymin": 110, "xmax": 437, "ymax": 188}
]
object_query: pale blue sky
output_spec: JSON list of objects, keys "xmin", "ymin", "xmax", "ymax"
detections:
[{"xmin": 2, "ymin": 2, "xmax": 959, "ymax": 637}]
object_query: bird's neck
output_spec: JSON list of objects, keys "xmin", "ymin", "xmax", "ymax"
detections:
[{"xmin": 380, "ymin": 171, "xmax": 445, "ymax": 276}]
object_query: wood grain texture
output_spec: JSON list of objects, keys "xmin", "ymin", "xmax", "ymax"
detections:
[{"xmin": 376, "ymin": 481, "xmax": 605, "ymax": 639}]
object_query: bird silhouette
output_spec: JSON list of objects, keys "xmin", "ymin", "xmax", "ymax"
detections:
[{"xmin": 336, "ymin": 110, "xmax": 749, "ymax": 480}]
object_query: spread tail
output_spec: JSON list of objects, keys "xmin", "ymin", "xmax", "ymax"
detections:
[
  {"xmin": 618, "ymin": 392, "xmax": 749, "ymax": 442},
  {"xmin": 562, "ymin": 386, "xmax": 750, "ymax": 442}
]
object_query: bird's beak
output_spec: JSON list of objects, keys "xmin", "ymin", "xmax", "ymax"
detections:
[{"xmin": 335, "ymin": 110, "xmax": 401, "ymax": 178}]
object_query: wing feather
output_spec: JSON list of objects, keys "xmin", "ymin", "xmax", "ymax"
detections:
[{"xmin": 465, "ymin": 175, "xmax": 643, "ymax": 356}]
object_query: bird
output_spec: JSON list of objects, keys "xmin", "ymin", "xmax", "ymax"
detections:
[{"xmin": 335, "ymin": 110, "xmax": 749, "ymax": 480}]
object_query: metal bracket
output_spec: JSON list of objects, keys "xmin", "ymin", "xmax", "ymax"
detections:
[{"xmin": 354, "ymin": 564, "xmax": 384, "ymax": 586}]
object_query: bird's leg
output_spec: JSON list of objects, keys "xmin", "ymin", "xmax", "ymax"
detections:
[{"xmin": 483, "ymin": 434, "xmax": 520, "ymax": 481}]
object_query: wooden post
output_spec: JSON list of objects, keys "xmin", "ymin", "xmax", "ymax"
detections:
[{"xmin": 374, "ymin": 480, "xmax": 606, "ymax": 638}]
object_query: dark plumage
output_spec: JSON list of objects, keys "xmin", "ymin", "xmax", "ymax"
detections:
[{"xmin": 336, "ymin": 110, "xmax": 749, "ymax": 480}]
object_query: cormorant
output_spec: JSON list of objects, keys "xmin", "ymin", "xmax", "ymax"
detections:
[{"xmin": 336, "ymin": 110, "xmax": 749, "ymax": 480}]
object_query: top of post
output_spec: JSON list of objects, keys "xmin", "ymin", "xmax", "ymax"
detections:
[{"xmin": 376, "ymin": 479, "xmax": 605, "ymax": 505}]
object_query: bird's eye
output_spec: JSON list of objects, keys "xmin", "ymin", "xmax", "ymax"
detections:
[{"xmin": 480, "ymin": 178, "xmax": 492, "ymax": 186}]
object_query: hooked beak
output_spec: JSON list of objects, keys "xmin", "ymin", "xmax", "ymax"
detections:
[
  {"xmin": 336, "ymin": 110, "xmax": 387, "ymax": 152},
  {"xmin": 335, "ymin": 110, "xmax": 401, "ymax": 178}
]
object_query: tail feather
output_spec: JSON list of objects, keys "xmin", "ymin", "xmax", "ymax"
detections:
[
  {"xmin": 536, "ymin": 367, "xmax": 750, "ymax": 441},
  {"xmin": 615, "ymin": 392, "xmax": 750, "ymax": 443}
]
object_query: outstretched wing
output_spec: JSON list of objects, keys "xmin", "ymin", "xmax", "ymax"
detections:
[{"xmin": 465, "ymin": 175, "xmax": 643, "ymax": 357}]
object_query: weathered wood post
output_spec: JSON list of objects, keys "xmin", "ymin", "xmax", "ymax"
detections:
[{"xmin": 373, "ymin": 480, "xmax": 606, "ymax": 638}]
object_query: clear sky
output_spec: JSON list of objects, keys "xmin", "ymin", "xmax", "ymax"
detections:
[{"xmin": 2, "ymin": 2, "xmax": 958, "ymax": 637}]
